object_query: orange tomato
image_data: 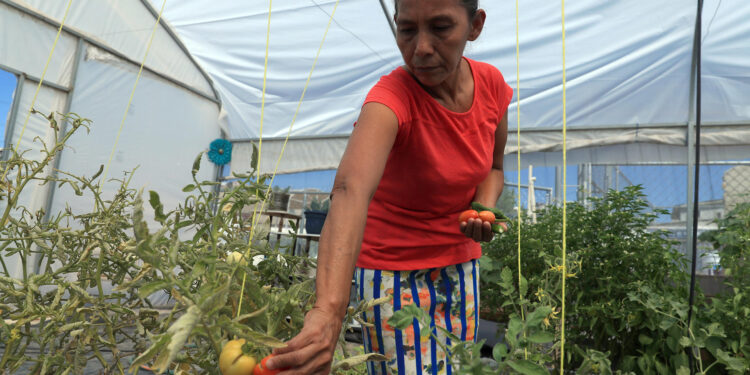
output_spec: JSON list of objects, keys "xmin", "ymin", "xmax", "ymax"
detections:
[
  {"xmin": 458, "ymin": 209, "xmax": 479, "ymax": 223},
  {"xmin": 478, "ymin": 210, "xmax": 496, "ymax": 223}
]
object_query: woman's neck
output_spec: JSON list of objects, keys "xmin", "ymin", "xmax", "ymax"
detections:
[{"xmin": 420, "ymin": 58, "xmax": 474, "ymax": 112}]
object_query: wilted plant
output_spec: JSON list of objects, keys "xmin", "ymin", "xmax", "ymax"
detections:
[{"xmin": 0, "ymin": 111, "xmax": 381, "ymax": 374}]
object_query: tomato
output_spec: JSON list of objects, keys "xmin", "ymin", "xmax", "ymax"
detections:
[
  {"xmin": 227, "ymin": 251, "xmax": 247, "ymax": 266},
  {"xmin": 253, "ymin": 354, "xmax": 288, "ymax": 375},
  {"xmin": 478, "ymin": 210, "xmax": 496, "ymax": 223},
  {"xmin": 458, "ymin": 209, "xmax": 479, "ymax": 223},
  {"xmin": 219, "ymin": 339, "xmax": 256, "ymax": 375}
]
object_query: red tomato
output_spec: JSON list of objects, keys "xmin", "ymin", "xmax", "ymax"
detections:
[
  {"xmin": 478, "ymin": 210, "xmax": 496, "ymax": 223},
  {"xmin": 254, "ymin": 355, "xmax": 287, "ymax": 375},
  {"xmin": 458, "ymin": 209, "xmax": 479, "ymax": 223}
]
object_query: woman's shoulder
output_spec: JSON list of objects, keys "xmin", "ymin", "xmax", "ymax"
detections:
[
  {"xmin": 465, "ymin": 57, "xmax": 505, "ymax": 82},
  {"xmin": 374, "ymin": 65, "xmax": 416, "ymax": 92}
]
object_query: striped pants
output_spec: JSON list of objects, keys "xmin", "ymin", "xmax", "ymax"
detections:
[{"xmin": 354, "ymin": 259, "xmax": 480, "ymax": 375}]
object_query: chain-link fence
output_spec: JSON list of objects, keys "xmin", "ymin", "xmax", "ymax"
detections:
[{"xmin": 572, "ymin": 161, "xmax": 750, "ymax": 275}]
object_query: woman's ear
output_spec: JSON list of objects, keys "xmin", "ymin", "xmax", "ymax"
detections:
[{"xmin": 468, "ymin": 9, "xmax": 486, "ymax": 41}]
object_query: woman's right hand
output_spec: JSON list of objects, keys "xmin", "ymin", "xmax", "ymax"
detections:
[
  {"xmin": 460, "ymin": 217, "xmax": 494, "ymax": 242},
  {"xmin": 265, "ymin": 306, "xmax": 343, "ymax": 375}
]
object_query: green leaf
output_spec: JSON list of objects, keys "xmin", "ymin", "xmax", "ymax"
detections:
[
  {"xmin": 658, "ymin": 316, "xmax": 677, "ymax": 331},
  {"xmin": 526, "ymin": 306, "xmax": 552, "ymax": 327},
  {"xmin": 192, "ymin": 152, "xmax": 203, "ymax": 177},
  {"xmin": 500, "ymin": 267, "xmax": 514, "ymax": 295},
  {"xmin": 389, "ymin": 304, "xmax": 421, "ymax": 330},
  {"xmin": 714, "ymin": 349, "xmax": 748, "ymax": 372},
  {"xmin": 137, "ymin": 280, "xmax": 171, "ymax": 299},
  {"xmin": 492, "ymin": 343, "xmax": 508, "ymax": 362},
  {"xmin": 506, "ymin": 359, "xmax": 549, "ymax": 375},
  {"xmin": 676, "ymin": 367, "xmax": 690, "ymax": 375},
  {"xmin": 182, "ymin": 184, "xmax": 196, "ymax": 193},
  {"xmin": 331, "ymin": 353, "xmax": 388, "ymax": 372},
  {"xmin": 678, "ymin": 336, "xmax": 692, "ymax": 347},
  {"xmin": 638, "ymin": 333, "xmax": 654, "ymax": 346},
  {"xmin": 251, "ymin": 142, "xmax": 259, "ymax": 171},
  {"xmin": 129, "ymin": 334, "xmax": 170, "ymax": 372},
  {"xmin": 527, "ymin": 331, "xmax": 555, "ymax": 344},
  {"xmin": 519, "ymin": 275, "xmax": 528, "ymax": 298},
  {"xmin": 91, "ymin": 164, "xmax": 104, "ymax": 181},
  {"xmin": 666, "ymin": 336, "xmax": 679, "ymax": 352},
  {"xmin": 152, "ymin": 305, "xmax": 201, "ymax": 372},
  {"xmin": 148, "ymin": 190, "xmax": 165, "ymax": 222}
]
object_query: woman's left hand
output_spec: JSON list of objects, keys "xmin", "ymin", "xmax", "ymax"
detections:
[{"xmin": 459, "ymin": 217, "xmax": 494, "ymax": 242}]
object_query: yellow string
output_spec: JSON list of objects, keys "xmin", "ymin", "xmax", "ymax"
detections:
[
  {"xmin": 560, "ymin": 0, "xmax": 568, "ymax": 372},
  {"xmin": 0, "ymin": 0, "xmax": 74, "ymax": 188},
  {"xmin": 515, "ymin": 0, "xmax": 528, "ymax": 360},
  {"xmin": 237, "ymin": 0, "xmax": 340, "ymax": 317},
  {"xmin": 237, "ymin": 0, "xmax": 273, "ymax": 317},
  {"xmin": 98, "ymin": 0, "xmax": 167, "ymax": 194}
]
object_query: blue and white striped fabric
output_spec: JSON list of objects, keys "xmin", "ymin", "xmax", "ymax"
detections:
[{"xmin": 355, "ymin": 259, "xmax": 480, "ymax": 375}]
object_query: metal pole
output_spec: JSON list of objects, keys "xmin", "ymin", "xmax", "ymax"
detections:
[
  {"xmin": 685, "ymin": 0, "xmax": 702, "ymax": 276},
  {"xmin": 138, "ymin": 0, "xmax": 222, "ymax": 104},
  {"xmin": 36, "ymin": 38, "xmax": 85, "ymax": 274},
  {"xmin": 0, "ymin": 63, "xmax": 70, "ymax": 93},
  {"xmin": 378, "ymin": 0, "xmax": 397, "ymax": 39},
  {"xmin": 2, "ymin": 74, "xmax": 25, "ymax": 159},
  {"xmin": 41, "ymin": 38, "xmax": 84, "ymax": 224},
  {"xmin": 555, "ymin": 166, "xmax": 562, "ymax": 205}
]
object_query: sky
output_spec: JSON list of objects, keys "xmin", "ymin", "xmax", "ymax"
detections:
[{"xmin": 0, "ymin": 69, "xmax": 16, "ymax": 146}]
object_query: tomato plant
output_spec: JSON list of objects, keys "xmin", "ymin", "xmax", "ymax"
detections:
[
  {"xmin": 0, "ymin": 112, "xmax": 383, "ymax": 374},
  {"xmin": 458, "ymin": 209, "xmax": 479, "ymax": 223}
]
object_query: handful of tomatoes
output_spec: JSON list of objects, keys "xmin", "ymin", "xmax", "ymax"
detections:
[{"xmin": 458, "ymin": 202, "xmax": 509, "ymax": 234}]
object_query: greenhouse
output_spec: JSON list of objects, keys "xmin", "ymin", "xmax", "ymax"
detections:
[{"xmin": 1, "ymin": 0, "xmax": 748, "ymax": 373}]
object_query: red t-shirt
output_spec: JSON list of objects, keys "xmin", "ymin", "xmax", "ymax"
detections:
[{"xmin": 356, "ymin": 57, "xmax": 514, "ymax": 271}]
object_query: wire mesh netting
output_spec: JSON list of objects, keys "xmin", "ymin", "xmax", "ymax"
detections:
[{"xmin": 506, "ymin": 161, "xmax": 750, "ymax": 275}]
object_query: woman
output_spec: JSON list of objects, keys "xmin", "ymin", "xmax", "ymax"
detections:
[{"xmin": 268, "ymin": 0, "xmax": 512, "ymax": 373}]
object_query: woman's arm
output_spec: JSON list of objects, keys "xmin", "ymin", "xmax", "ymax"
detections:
[
  {"xmin": 461, "ymin": 112, "xmax": 509, "ymax": 242},
  {"xmin": 268, "ymin": 102, "xmax": 398, "ymax": 375}
]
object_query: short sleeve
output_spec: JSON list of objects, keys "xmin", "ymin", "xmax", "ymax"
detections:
[
  {"xmin": 497, "ymin": 73, "xmax": 514, "ymax": 119},
  {"xmin": 363, "ymin": 72, "xmax": 412, "ymax": 128}
]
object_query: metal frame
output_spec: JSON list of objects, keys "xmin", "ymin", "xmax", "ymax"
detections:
[
  {"xmin": 378, "ymin": 0, "xmax": 397, "ymax": 39},
  {"xmin": 1, "ymin": 74, "xmax": 24, "ymax": 159},
  {"xmin": 685, "ymin": 0, "xmax": 704, "ymax": 267},
  {"xmin": 0, "ymin": 0, "xmax": 220, "ymax": 105},
  {"xmin": 0, "ymin": 62, "xmax": 70, "ymax": 93},
  {"xmin": 138, "ymin": 0, "xmax": 222, "ymax": 103},
  {"xmin": 41, "ymin": 38, "xmax": 85, "ymax": 228}
]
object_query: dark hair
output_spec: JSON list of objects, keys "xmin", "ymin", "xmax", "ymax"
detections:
[{"xmin": 394, "ymin": 0, "xmax": 479, "ymax": 19}]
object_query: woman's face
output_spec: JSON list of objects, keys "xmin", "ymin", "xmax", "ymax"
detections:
[{"xmin": 395, "ymin": 0, "xmax": 484, "ymax": 88}]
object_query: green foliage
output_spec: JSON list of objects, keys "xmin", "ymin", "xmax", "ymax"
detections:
[
  {"xmin": 480, "ymin": 186, "xmax": 748, "ymax": 373},
  {"xmin": 306, "ymin": 197, "xmax": 330, "ymax": 212},
  {"xmin": 496, "ymin": 188, "xmax": 517, "ymax": 219},
  {"xmin": 699, "ymin": 201, "xmax": 750, "ymax": 369},
  {"xmin": 0, "ymin": 112, "xmax": 376, "ymax": 374}
]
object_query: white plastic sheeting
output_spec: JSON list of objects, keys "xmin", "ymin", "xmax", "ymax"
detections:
[
  {"xmin": 155, "ymin": 0, "xmax": 399, "ymax": 142},
  {"xmin": 1, "ymin": 0, "xmax": 222, "ymax": 280},
  {"xmin": 13, "ymin": 0, "xmax": 215, "ymax": 98},
  {"xmin": 158, "ymin": 0, "xmax": 750, "ymax": 173},
  {"xmin": 0, "ymin": 4, "xmax": 77, "ymax": 87},
  {"xmin": 50, "ymin": 44, "xmax": 220, "ymax": 218}
]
